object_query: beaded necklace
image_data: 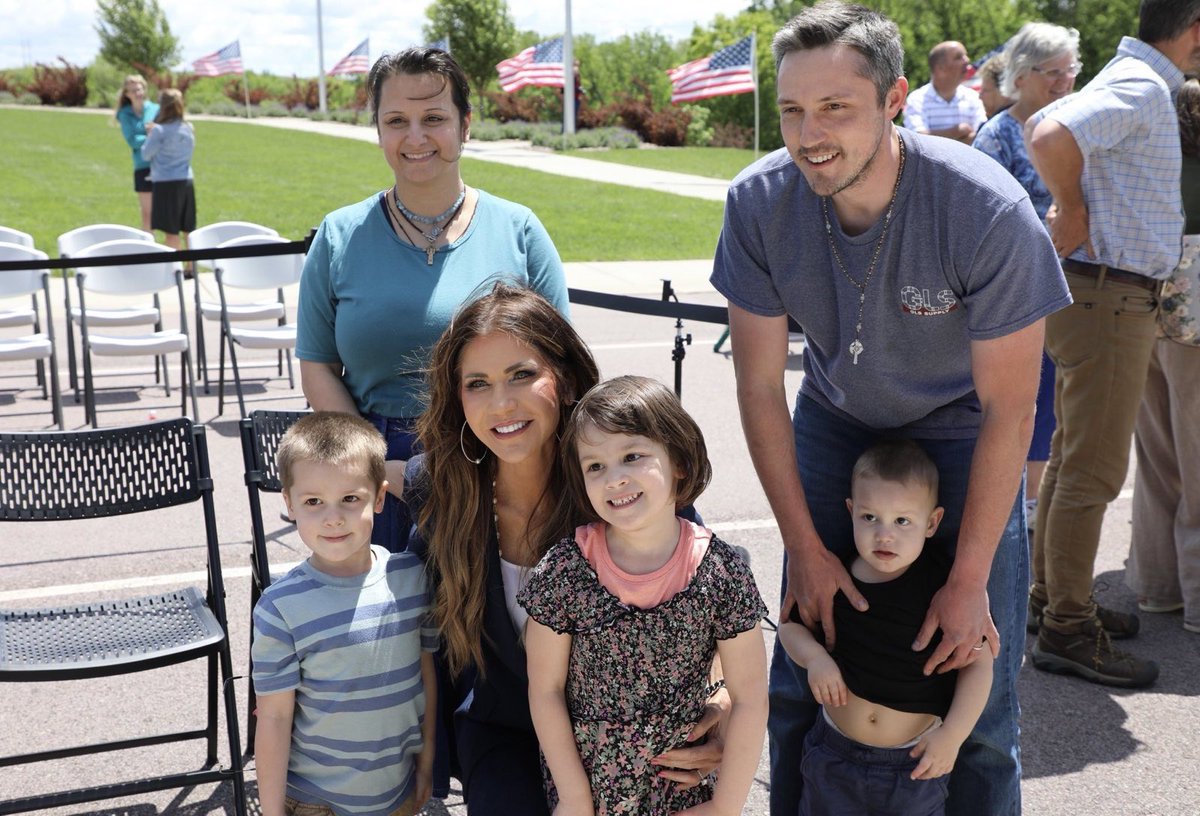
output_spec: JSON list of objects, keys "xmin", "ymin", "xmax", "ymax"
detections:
[{"xmin": 392, "ymin": 186, "xmax": 467, "ymax": 265}]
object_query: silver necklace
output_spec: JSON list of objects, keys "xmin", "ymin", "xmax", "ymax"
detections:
[
  {"xmin": 820, "ymin": 135, "xmax": 906, "ymax": 366},
  {"xmin": 392, "ymin": 187, "xmax": 466, "ymax": 265},
  {"xmin": 395, "ymin": 186, "xmax": 465, "ymax": 225}
]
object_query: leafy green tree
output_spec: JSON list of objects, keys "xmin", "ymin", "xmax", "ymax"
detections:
[
  {"xmin": 424, "ymin": 0, "xmax": 517, "ymax": 118},
  {"xmin": 94, "ymin": 0, "xmax": 181, "ymax": 75},
  {"xmin": 574, "ymin": 32, "xmax": 681, "ymax": 108}
]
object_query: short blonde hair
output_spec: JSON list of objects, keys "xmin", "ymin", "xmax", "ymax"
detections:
[
  {"xmin": 851, "ymin": 439, "xmax": 939, "ymax": 501},
  {"xmin": 277, "ymin": 412, "xmax": 387, "ymax": 493}
]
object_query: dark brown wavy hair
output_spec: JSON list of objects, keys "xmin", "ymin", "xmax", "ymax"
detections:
[{"xmin": 416, "ymin": 282, "xmax": 598, "ymax": 676}]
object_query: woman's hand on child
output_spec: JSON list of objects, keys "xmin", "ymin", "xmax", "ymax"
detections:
[
  {"xmin": 806, "ymin": 654, "xmax": 848, "ymax": 707},
  {"xmin": 652, "ymin": 689, "xmax": 728, "ymax": 788},
  {"xmin": 908, "ymin": 724, "xmax": 962, "ymax": 780}
]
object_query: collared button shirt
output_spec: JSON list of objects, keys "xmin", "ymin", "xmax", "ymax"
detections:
[
  {"xmin": 903, "ymin": 83, "xmax": 986, "ymax": 134},
  {"xmin": 1034, "ymin": 36, "xmax": 1184, "ymax": 279}
]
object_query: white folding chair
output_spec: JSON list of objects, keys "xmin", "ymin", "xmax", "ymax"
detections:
[
  {"xmin": 0, "ymin": 226, "xmax": 34, "ymax": 248},
  {"xmin": 74, "ymin": 239, "xmax": 199, "ymax": 427},
  {"xmin": 187, "ymin": 221, "xmax": 280, "ymax": 389},
  {"xmin": 0, "ymin": 243, "xmax": 62, "ymax": 428},
  {"xmin": 0, "ymin": 229, "xmax": 47, "ymax": 391},
  {"xmin": 57, "ymin": 224, "xmax": 157, "ymax": 399},
  {"xmin": 213, "ymin": 235, "xmax": 303, "ymax": 418}
]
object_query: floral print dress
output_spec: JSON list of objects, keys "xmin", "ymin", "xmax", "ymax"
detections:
[{"xmin": 518, "ymin": 532, "xmax": 766, "ymax": 816}]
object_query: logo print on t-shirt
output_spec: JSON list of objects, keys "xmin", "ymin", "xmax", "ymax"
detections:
[{"xmin": 900, "ymin": 286, "xmax": 959, "ymax": 316}]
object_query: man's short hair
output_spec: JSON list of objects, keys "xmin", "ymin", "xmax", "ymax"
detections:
[
  {"xmin": 772, "ymin": 0, "xmax": 904, "ymax": 105},
  {"xmin": 851, "ymin": 439, "xmax": 940, "ymax": 500},
  {"xmin": 1138, "ymin": 0, "xmax": 1200, "ymax": 43},
  {"xmin": 277, "ymin": 411, "xmax": 387, "ymax": 493}
]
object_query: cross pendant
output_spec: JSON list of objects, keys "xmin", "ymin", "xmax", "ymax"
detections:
[
  {"xmin": 425, "ymin": 244, "xmax": 436, "ymax": 266},
  {"xmin": 850, "ymin": 338, "xmax": 864, "ymax": 365}
]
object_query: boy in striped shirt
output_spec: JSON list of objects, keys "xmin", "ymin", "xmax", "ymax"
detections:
[{"xmin": 253, "ymin": 412, "xmax": 437, "ymax": 816}]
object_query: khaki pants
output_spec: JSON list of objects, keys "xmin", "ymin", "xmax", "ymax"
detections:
[
  {"xmin": 285, "ymin": 793, "xmax": 416, "ymax": 816},
  {"xmin": 1031, "ymin": 270, "xmax": 1159, "ymax": 630},
  {"xmin": 1126, "ymin": 338, "xmax": 1200, "ymax": 629}
]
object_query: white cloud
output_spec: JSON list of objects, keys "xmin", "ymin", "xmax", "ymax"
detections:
[{"xmin": 0, "ymin": 0, "xmax": 747, "ymax": 76}]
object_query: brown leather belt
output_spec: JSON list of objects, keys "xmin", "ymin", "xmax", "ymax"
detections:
[{"xmin": 1061, "ymin": 259, "xmax": 1159, "ymax": 293}]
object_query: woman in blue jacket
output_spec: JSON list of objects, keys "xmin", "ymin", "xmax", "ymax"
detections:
[{"xmin": 114, "ymin": 74, "xmax": 158, "ymax": 233}]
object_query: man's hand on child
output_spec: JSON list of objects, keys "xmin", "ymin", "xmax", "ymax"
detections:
[
  {"xmin": 807, "ymin": 654, "xmax": 848, "ymax": 707},
  {"xmin": 909, "ymin": 724, "xmax": 962, "ymax": 780},
  {"xmin": 914, "ymin": 575, "xmax": 1000, "ymax": 675},
  {"xmin": 786, "ymin": 545, "xmax": 868, "ymax": 650}
]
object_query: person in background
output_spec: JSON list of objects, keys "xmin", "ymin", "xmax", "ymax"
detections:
[
  {"xmin": 1127, "ymin": 76, "xmax": 1200, "ymax": 636},
  {"xmin": 296, "ymin": 47, "xmax": 568, "ymax": 554},
  {"xmin": 140, "ymin": 88, "xmax": 196, "ymax": 252},
  {"xmin": 973, "ymin": 22, "xmax": 1081, "ymax": 553},
  {"xmin": 977, "ymin": 52, "xmax": 1012, "ymax": 119},
  {"xmin": 903, "ymin": 40, "xmax": 987, "ymax": 143},
  {"xmin": 114, "ymin": 74, "xmax": 158, "ymax": 233},
  {"xmin": 1026, "ymin": 0, "xmax": 1197, "ymax": 688}
]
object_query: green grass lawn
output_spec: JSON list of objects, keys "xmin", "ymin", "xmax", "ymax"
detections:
[
  {"xmin": 562, "ymin": 146, "xmax": 761, "ymax": 181},
  {"xmin": 0, "ymin": 108, "xmax": 723, "ymax": 262}
]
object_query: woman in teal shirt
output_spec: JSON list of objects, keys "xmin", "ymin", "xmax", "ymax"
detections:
[
  {"xmin": 114, "ymin": 74, "xmax": 159, "ymax": 233},
  {"xmin": 297, "ymin": 47, "xmax": 569, "ymax": 553}
]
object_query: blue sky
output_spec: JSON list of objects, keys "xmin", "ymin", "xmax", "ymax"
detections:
[{"xmin": 1, "ymin": 0, "xmax": 748, "ymax": 76}]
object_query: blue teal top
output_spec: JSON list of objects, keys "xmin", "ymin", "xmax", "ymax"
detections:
[
  {"xmin": 116, "ymin": 101, "xmax": 159, "ymax": 171},
  {"xmin": 297, "ymin": 190, "xmax": 569, "ymax": 418}
]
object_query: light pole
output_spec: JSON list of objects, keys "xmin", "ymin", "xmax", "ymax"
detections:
[
  {"xmin": 316, "ymin": 0, "xmax": 328, "ymax": 113},
  {"xmin": 563, "ymin": 0, "xmax": 574, "ymax": 135}
]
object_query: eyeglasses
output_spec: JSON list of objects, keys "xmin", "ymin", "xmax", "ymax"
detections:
[{"xmin": 1031, "ymin": 62, "xmax": 1083, "ymax": 81}]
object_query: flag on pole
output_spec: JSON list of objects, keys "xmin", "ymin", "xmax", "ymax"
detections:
[
  {"xmin": 496, "ymin": 38, "xmax": 564, "ymax": 92},
  {"xmin": 426, "ymin": 37, "xmax": 450, "ymax": 53},
  {"xmin": 192, "ymin": 40, "xmax": 243, "ymax": 76},
  {"xmin": 329, "ymin": 39, "xmax": 370, "ymax": 76},
  {"xmin": 668, "ymin": 36, "xmax": 755, "ymax": 104}
]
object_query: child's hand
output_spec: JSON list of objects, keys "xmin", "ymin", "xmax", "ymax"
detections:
[
  {"xmin": 413, "ymin": 757, "xmax": 433, "ymax": 810},
  {"xmin": 806, "ymin": 653, "xmax": 848, "ymax": 707},
  {"xmin": 909, "ymin": 723, "xmax": 963, "ymax": 780}
]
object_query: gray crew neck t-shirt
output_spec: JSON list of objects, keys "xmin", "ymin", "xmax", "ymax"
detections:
[{"xmin": 711, "ymin": 128, "xmax": 1070, "ymax": 437}]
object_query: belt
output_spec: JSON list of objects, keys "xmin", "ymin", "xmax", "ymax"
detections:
[{"xmin": 1061, "ymin": 259, "xmax": 1158, "ymax": 293}]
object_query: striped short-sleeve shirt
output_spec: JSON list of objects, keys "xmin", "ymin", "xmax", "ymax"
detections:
[
  {"xmin": 903, "ymin": 83, "xmax": 986, "ymax": 135},
  {"xmin": 1034, "ymin": 37, "xmax": 1185, "ymax": 278},
  {"xmin": 252, "ymin": 547, "xmax": 438, "ymax": 816}
]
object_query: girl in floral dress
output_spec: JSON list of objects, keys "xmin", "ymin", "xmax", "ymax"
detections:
[{"xmin": 519, "ymin": 375, "xmax": 768, "ymax": 816}]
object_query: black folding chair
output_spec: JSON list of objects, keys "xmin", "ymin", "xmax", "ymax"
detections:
[
  {"xmin": 0, "ymin": 418, "xmax": 247, "ymax": 815},
  {"xmin": 239, "ymin": 408, "xmax": 311, "ymax": 753}
]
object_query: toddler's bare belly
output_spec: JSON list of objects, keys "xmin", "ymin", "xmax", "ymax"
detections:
[{"xmin": 825, "ymin": 689, "xmax": 938, "ymax": 748}]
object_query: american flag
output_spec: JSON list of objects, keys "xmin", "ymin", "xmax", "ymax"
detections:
[
  {"xmin": 668, "ymin": 36, "xmax": 755, "ymax": 104},
  {"xmin": 496, "ymin": 38, "xmax": 564, "ymax": 93},
  {"xmin": 329, "ymin": 39, "xmax": 370, "ymax": 76},
  {"xmin": 192, "ymin": 41, "xmax": 243, "ymax": 77}
]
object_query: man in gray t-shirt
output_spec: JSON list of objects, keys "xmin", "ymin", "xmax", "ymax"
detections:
[{"xmin": 709, "ymin": 4, "xmax": 1068, "ymax": 816}]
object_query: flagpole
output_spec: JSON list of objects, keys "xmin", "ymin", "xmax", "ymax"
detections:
[
  {"xmin": 751, "ymin": 32, "xmax": 760, "ymax": 159},
  {"xmin": 316, "ymin": 0, "xmax": 328, "ymax": 113},
  {"xmin": 563, "ymin": 0, "xmax": 575, "ymax": 136},
  {"xmin": 242, "ymin": 69, "xmax": 251, "ymax": 118}
]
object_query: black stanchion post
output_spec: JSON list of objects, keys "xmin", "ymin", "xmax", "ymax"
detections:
[{"xmin": 660, "ymin": 280, "xmax": 692, "ymax": 399}]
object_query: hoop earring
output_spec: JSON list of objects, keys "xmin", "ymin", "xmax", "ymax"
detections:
[{"xmin": 460, "ymin": 421, "xmax": 485, "ymax": 465}]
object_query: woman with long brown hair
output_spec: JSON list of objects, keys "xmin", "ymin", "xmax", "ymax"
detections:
[{"xmin": 402, "ymin": 283, "xmax": 724, "ymax": 814}]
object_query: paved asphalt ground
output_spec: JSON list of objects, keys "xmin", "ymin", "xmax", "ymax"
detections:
[{"xmin": 2, "ymin": 124, "xmax": 1198, "ymax": 815}]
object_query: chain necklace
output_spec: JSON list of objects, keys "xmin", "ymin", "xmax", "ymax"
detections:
[
  {"xmin": 820, "ymin": 135, "xmax": 906, "ymax": 366},
  {"xmin": 395, "ymin": 186, "xmax": 465, "ymax": 225},
  {"xmin": 392, "ymin": 187, "xmax": 466, "ymax": 265}
]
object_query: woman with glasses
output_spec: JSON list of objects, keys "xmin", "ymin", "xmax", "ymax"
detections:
[{"xmin": 972, "ymin": 22, "xmax": 1080, "ymax": 560}]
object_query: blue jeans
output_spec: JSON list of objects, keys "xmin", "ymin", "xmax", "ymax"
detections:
[
  {"xmin": 769, "ymin": 395, "xmax": 1026, "ymax": 816},
  {"xmin": 364, "ymin": 413, "xmax": 419, "ymax": 554}
]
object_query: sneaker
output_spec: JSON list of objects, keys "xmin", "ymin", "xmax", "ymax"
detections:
[
  {"xmin": 1137, "ymin": 597, "xmax": 1184, "ymax": 614},
  {"xmin": 1185, "ymin": 622, "xmax": 1200, "ymax": 634},
  {"xmin": 1031, "ymin": 620, "xmax": 1159, "ymax": 688},
  {"xmin": 1027, "ymin": 595, "xmax": 1140, "ymax": 639}
]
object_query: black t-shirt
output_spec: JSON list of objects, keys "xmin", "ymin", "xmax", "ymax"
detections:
[{"xmin": 789, "ymin": 546, "xmax": 956, "ymax": 717}]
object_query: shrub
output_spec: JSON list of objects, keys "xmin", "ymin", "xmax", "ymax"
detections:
[
  {"xmin": 710, "ymin": 121, "xmax": 753, "ymax": 149},
  {"xmin": 258, "ymin": 100, "xmax": 289, "ymax": 117},
  {"xmin": 17, "ymin": 92, "xmax": 41, "ymax": 105},
  {"xmin": 203, "ymin": 100, "xmax": 243, "ymax": 117},
  {"xmin": 281, "ymin": 77, "xmax": 320, "ymax": 111},
  {"xmin": 486, "ymin": 90, "xmax": 547, "ymax": 123},
  {"xmin": 0, "ymin": 73, "xmax": 22, "ymax": 95},
  {"xmin": 0, "ymin": 91, "xmax": 15, "ymax": 104},
  {"xmin": 224, "ymin": 80, "xmax": 271, "ymax": 106},
  {"xmin": 470, "ymin": 120, "xmax": 560, "ymax": 141},
  {"xmin": 27, "ymin": 58, "xmax": 88, "ymax": 106},
  {"xmin": 682, "ymin": 104, "xmax": 713, "ymax": 148},
  {"xmin": 329, "ymin": 108, "xmax": 364, "ymax": 125},
  {"xmin": 530, "ymin": 126, "xmax": 640, "ymax": 151}
]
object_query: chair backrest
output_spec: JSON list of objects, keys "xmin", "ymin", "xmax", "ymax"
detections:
[
  {"xmin": 57, "ymin": 224, "xmax": 154, "ymax": 258},
  {"xmin": 189, "ymin": 221, "xmax": 279, "ymax": 253},
  {"xmin": 0, "ymin": 418, "xmax": 207, "ymax": 521},
  {"xmin": 74, "ymin": 239, "xmax": 179, "ymax": 295},
  {"xmin": 0, "ymin": 243, "xmax": 49, "ymax": 298},
  {"xmin": 0, "ymin": 226, "xmax": 34, "ymax": 248},
  {"xmin": 240, "ymin": 409, "xmax": 311, "ymax": 587},
  {"xmin": 216, "ymin": 235, "xmax": 303, "ymax": 290}
]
